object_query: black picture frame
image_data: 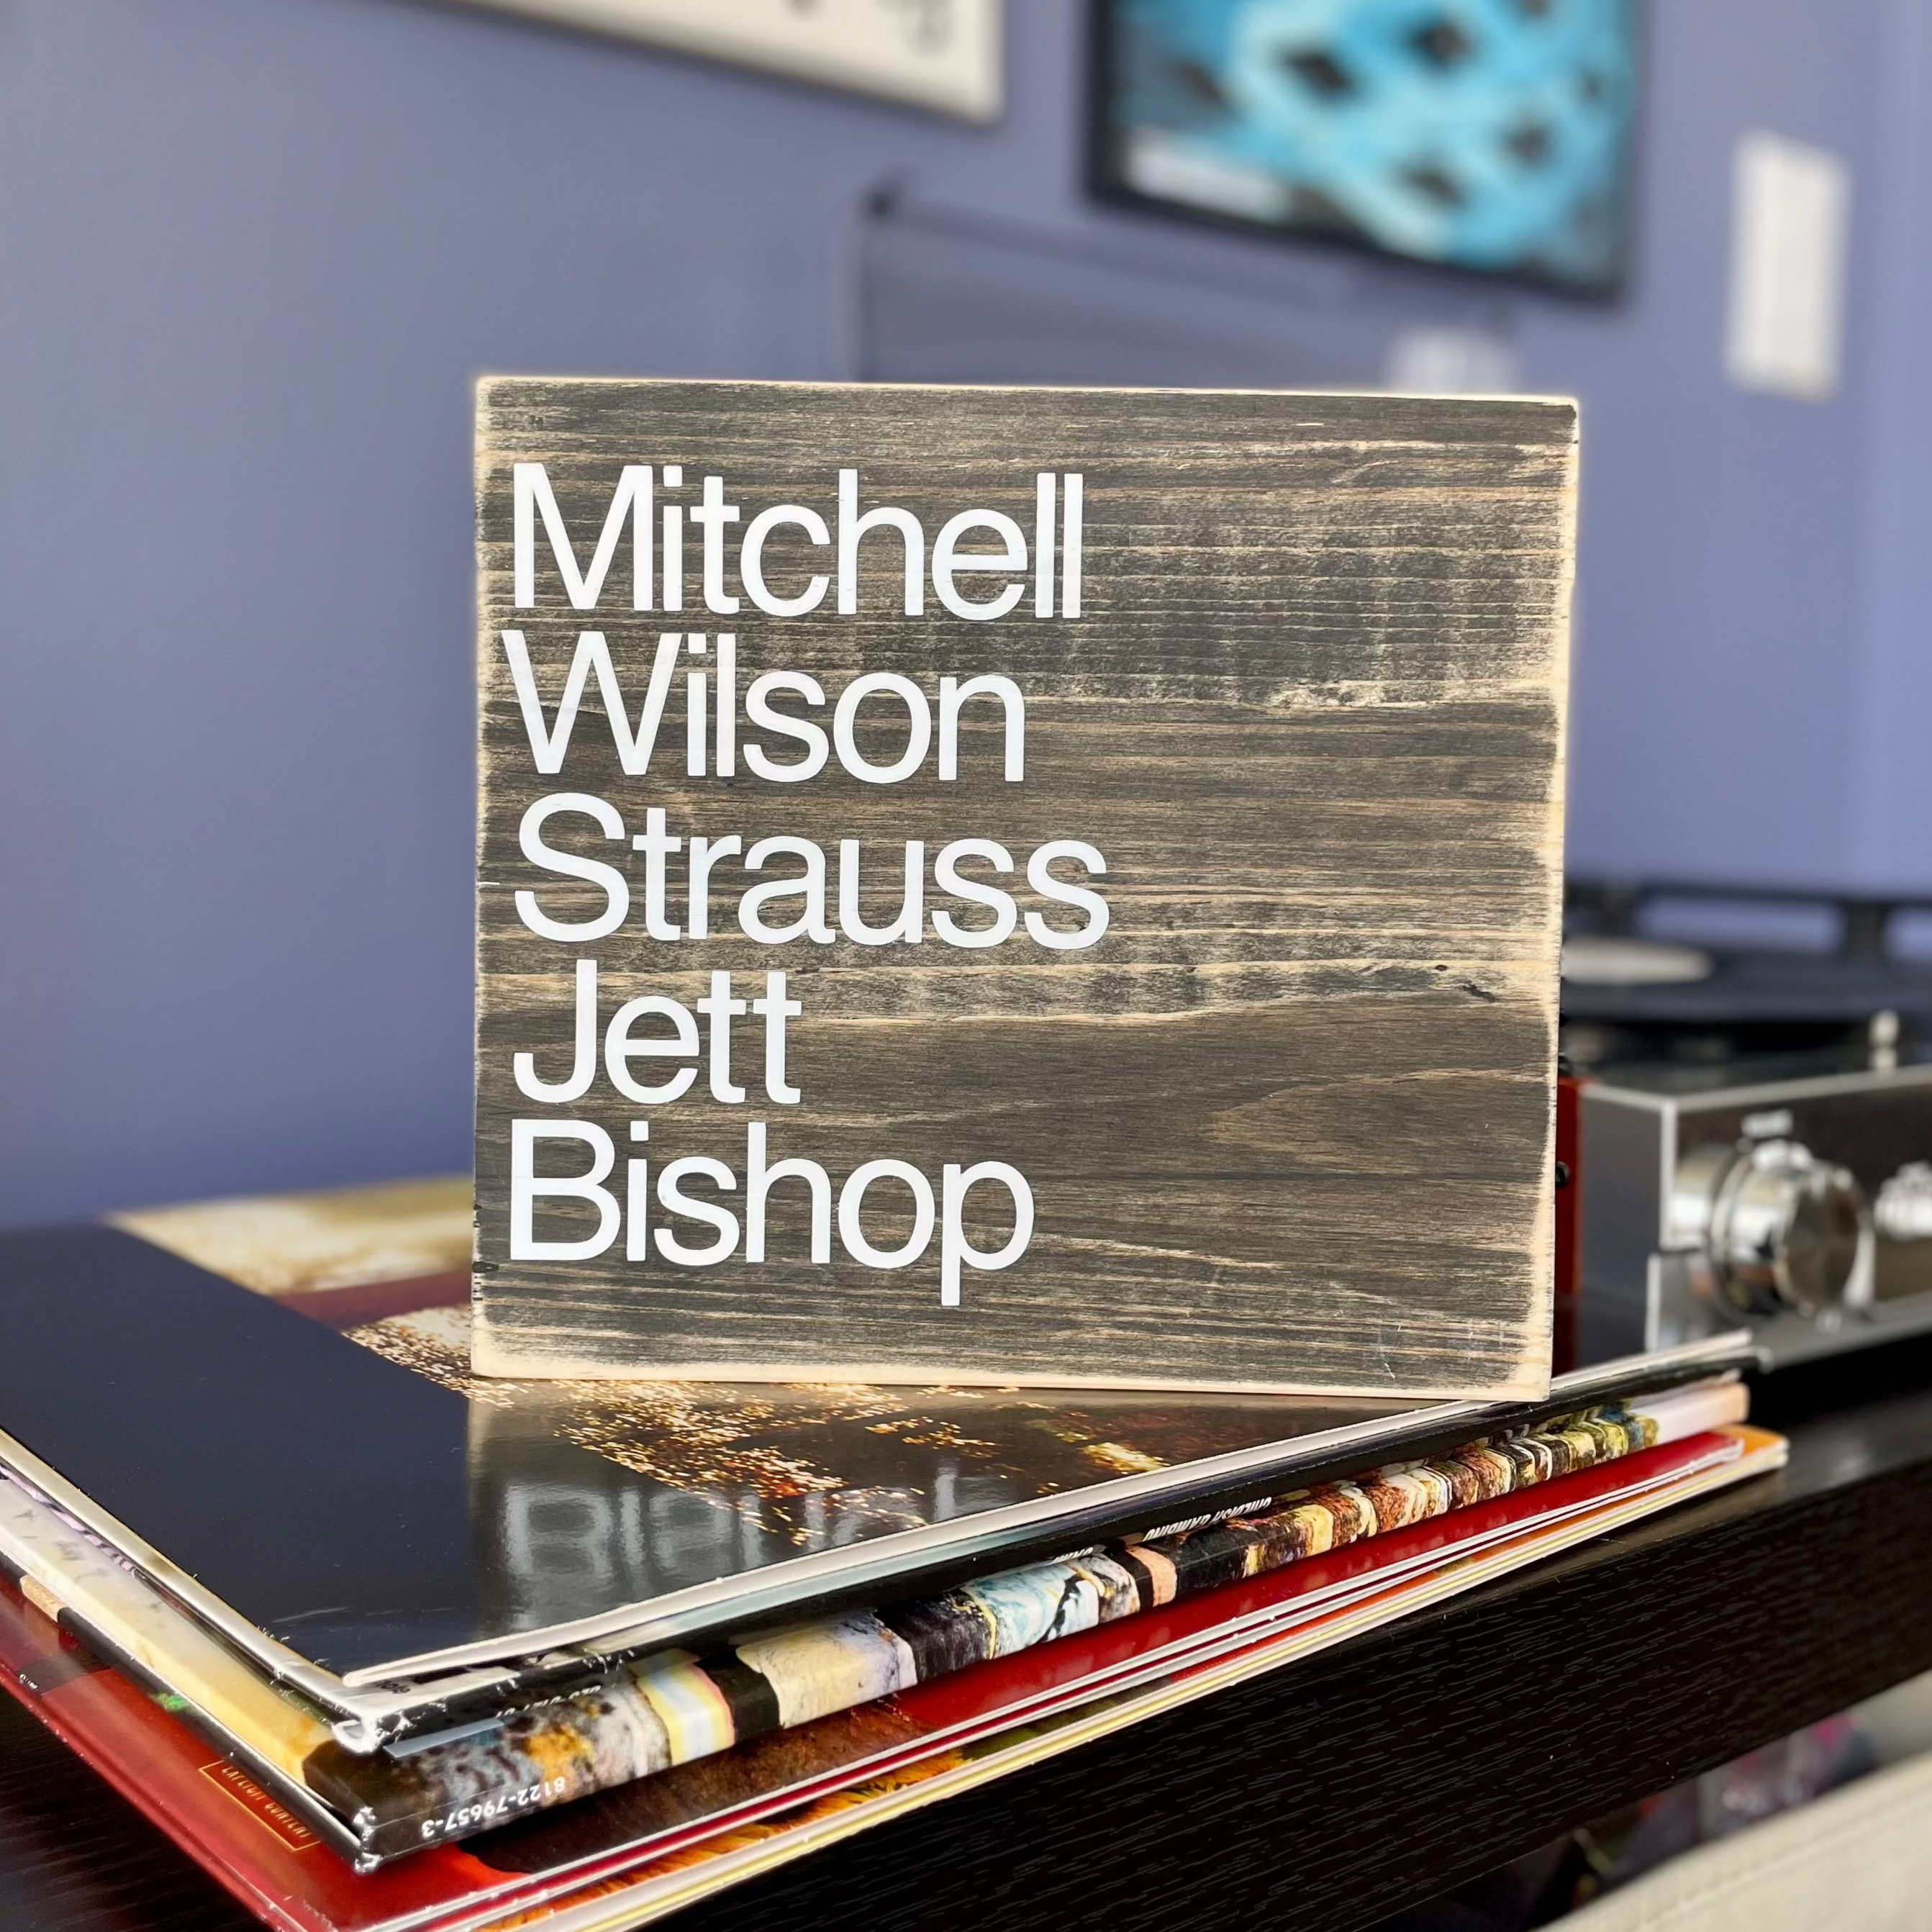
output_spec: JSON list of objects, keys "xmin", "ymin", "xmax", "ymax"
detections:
[{"xmin": 1085, "ymin": 0, "xmax": 1643, "ymax": 304}]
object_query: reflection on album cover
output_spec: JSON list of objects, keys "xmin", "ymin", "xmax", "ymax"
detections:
[
  {"xmin": 468, "ymin": 1415, "xmax": 1026, "ymax": 1633},
  {"xmin": 350, "ymin": 1308, "xmax": 1409, "ymax": 1635}
]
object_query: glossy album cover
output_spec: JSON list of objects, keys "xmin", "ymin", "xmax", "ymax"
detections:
[
  {"xmin": 0, "ymin": 1211, "xmax": 1751, "ymax": 1720},
  {"xmin": 0, "ymin": 1426, "xmax": 1779, "ymax": 1905},
  {"xmin": 0, "ymin": 1384, "xmax": 1747, "ymax": 1862}
]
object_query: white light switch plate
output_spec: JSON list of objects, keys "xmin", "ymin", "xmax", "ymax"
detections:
[{"xmin": 1725, "ymin": 131, "xmax": 1851, "ymax": 403}]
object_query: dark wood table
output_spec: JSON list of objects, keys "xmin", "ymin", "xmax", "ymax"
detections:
[{"xmin": 7, "ymin": 1341, "xmax": 1932, "ymax": 1932}]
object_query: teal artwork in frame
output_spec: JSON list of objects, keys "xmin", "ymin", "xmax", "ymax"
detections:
[{"xmin": 1094, "ymin": 0, "xmax": 1638, "ymax": 297}]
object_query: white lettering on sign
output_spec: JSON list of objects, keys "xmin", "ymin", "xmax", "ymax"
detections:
[
  {"xmin": 503, "ymin": 461, "xmax": 1107, "ymax": 1305},
  {"xmin": 509, "ymin": 1116, "xmax": 1034, "ymax": 1307},
  {"xmin": 512, "ymin": 467, "xmax": 1084, "ymax": 622}
]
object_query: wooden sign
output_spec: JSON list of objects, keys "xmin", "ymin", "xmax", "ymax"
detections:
[
  {"xmin": 473, "ymin": 379, "xmax": 1575, "ymax": 1399},
  {"xmin": 447, "ymin": 0, "xmax": 1002, "ymax": 123}
]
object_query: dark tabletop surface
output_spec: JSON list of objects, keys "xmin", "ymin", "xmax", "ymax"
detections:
[{"xmin": 6, "ymin": 1338, "xmax": 1932, "ymax": 1932}]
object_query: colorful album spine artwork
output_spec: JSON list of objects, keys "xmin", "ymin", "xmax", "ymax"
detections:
[
  {"xmin": 302, "ymin": 1399, "xmax": 1674, "ymax": 1854},
  {"xmin": 0, "ymin": 1384, "xmax": 1748, "ymax": 1871},
  {"xmin": 0, "ymin": 1425, "xmax": 1777, "ymax": 1932}
]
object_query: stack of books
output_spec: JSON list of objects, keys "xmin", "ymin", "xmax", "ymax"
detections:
[{"xmin": 0, "ymin": 1180, "xmax": 1783, "ymax": 1932}]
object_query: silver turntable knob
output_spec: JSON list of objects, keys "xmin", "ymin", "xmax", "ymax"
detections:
[
  {"xmin": 1876, "ymin": 1162, "xmax": 1932, "ymax": 1242},
  {"xmin": 1669, "ymin": 1138, "xmax": 1869, "ymax": 1318}
]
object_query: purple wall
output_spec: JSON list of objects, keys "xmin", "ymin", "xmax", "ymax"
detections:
[{"xmin": 0, "ymin": 0, "xmax": 1920, "ymax": 1223}]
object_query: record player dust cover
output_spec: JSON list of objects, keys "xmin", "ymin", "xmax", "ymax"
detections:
[{"xmin": 473, "ymin": 379, "xmax": 1575, "ymax": 1399}]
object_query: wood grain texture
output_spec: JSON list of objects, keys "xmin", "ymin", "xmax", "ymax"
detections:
[
  {"xmin": 474, "ymin": 379, "xmax": 1576, "ymax": 1395},
  {"xmin": 0, "ymin": 1692, "xmax": 260, "ymax": 1932}
]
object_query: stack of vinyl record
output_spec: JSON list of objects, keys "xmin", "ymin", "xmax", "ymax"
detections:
[{"xmin": 0, "ymin": 1182, "xmax": 1783, "ymax": 1932}]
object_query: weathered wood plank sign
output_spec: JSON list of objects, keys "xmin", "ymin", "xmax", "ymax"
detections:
[{"xmin": 474, "ymin": 379, "xmax": 1575, "ymax": 1398}]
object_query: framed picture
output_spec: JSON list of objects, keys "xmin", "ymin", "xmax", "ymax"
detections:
[
  {"xmin": 450, "ymin": 0, "xmax": 1002, "ymax": 122},
  {"xmin": 1091, "ymin": 0, "xmax": 1638, "ymax": 297}
]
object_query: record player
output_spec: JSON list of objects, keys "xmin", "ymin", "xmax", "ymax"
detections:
[{"xmin": 1561, "ymin": 879, "xmax": 1932, "ymax": 1369}]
